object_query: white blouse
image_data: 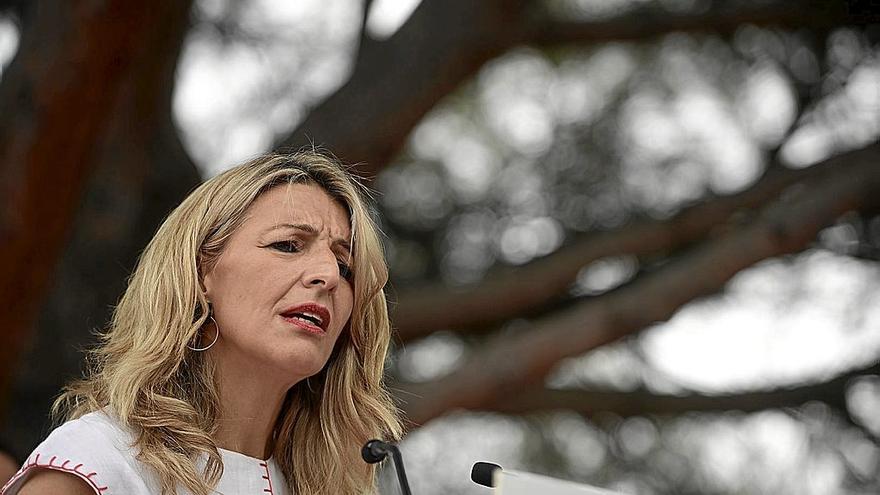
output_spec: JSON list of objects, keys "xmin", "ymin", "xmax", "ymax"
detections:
[{"xmin": 1, "ymin": 411, "xmax": 290, "ymax": 495}]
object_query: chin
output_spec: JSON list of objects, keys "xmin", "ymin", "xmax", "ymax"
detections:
[{"xmin": 268, "ymin": 347, "xmax": 331, "ymax": 383}]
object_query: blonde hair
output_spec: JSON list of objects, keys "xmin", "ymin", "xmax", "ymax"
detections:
[{"xmin": 55, "ymin": 151, "xmax": 403, "ymax": 494}]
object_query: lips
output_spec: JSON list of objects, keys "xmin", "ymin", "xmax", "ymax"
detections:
[{"xmin": 280, "ymin": 303, "xmax": 331, "ymax": 333}]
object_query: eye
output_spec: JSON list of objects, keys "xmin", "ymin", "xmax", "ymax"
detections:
[
  {"xmin": 268, "ymin": 240, "xmax": 301, "ymax": 253},
  {"xmin": 338, "ymin": 260, "xmax": 354, "ymax": 281}
]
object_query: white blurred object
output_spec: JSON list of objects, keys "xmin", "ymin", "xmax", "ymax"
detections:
[{"xmin": 495, "ymin": 469, "xmax": 626, "ymax": 495}]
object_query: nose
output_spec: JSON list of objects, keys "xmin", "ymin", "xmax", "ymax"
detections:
[{"xmin": 303, "ymin": 249, "xmax": 340, "ymax": 291}]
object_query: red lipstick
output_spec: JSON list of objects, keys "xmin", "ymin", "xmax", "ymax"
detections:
[{"xmin": 279, "ymin": 303, "xmax": 331, "ymax": 334}]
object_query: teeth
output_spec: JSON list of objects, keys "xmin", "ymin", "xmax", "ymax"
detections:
[
  {"xmin": 289, "ymin": 311, "xmax": 322, "ymax": 327},
  {"xmin": 302, "ymin": 312, "xmax": 322, "ymax": 325}
]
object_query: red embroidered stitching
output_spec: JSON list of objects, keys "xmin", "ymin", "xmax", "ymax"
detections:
[
  {"xmin": 260, "ymin": 461, "xmax": 274, "ymax": 494},
  {"xmin": 0, "ymin": 452, "xmax": 108, "ymax": 494}
]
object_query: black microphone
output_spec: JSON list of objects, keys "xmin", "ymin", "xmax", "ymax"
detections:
[
  {"xmin": 471, "ymin": 462, "xmax": 501, "ymax": 488},
  {"xmin": 362, "ymin": 439, "xmax": 412, "ymax": 495},
  {"xmin": 471, "ymin": 461, "xmax": 502, "ymax": 488}
]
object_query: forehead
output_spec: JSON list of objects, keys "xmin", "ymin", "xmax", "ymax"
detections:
[{"xmin": 245, "ymin": 182, "xmax": 351, "ymax": 237}]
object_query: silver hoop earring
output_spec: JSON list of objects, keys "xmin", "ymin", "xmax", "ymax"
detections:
[
  {"xmin": 306, "ymin": 377, "xmax": 317, "ymax": 394},
  {"xmin": 188, "ymin": 315, "xmax": 220, "ymax": 352}
]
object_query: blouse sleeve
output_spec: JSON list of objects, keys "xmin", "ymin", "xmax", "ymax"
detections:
[{"xmin": 1, "ymin": 413, "xmax": 144, "ymax": 495}]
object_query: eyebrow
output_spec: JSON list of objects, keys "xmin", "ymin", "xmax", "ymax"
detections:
[{"xmin": 268, "ymin": 223, "xmax": 352, "ymax": 255}]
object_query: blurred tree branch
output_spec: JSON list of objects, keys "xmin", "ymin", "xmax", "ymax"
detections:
[
  {"xmin": 394, "ymin": 142, "xmax": 880, "ymax": 424},
  {"xmin": 390, "ymin": 146, "xmax": 868, "ymax": 342},
  {"xmin": 278, "ymin": 0, "xmax": 530, "ymax": 177},
  {"xmin": 278, "ymin": 0, "xmax": 854, "ymax": 177},
  {"xmin": 526, "ymin": 0, "xmax": 849, "ymax": 46},
  {"xmin": 491, "ymin": 362, "xmax": 880, "ymax": 418}
]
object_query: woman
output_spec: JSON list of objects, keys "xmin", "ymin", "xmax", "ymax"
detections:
[{"xmin": 2, "ymin": 151, "xmax": 403, "ymax": 494}]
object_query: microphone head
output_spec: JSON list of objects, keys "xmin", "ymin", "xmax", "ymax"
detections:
[
  {"xmin": 471, "ymin": 461, "xmax": 501, "ymax": 487},
  {"xmin": 361, "ymin": 439, "xmax": 389, "ymax": 464}
]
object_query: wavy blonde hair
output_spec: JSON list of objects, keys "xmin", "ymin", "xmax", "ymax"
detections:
[{"xmin": 55, "ymin": 151, "xmax": 403, "ymax": 494}]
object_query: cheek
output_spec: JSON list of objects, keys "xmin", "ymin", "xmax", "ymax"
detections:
[
  {"xmin": 341, "ymin": 286, "xmax": 355, "ymax": 317},
  {"xmin": 333, "ymin": 288, "xmax": 355, "ymax": 335},
  {"xmin": 217, "ymin": 262, "xmax": 281, "ymax": 301},
  {"xmin": 208, "ymin": 266, "xmax": 289, "ymax": 335}
]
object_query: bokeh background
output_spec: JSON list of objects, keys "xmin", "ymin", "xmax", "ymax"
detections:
[{"xmin": 1, "ymin": 0, "xmax": 880, "ymax": 493}]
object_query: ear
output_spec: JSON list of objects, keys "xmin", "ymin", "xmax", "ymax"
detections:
[{"xmin": 201, "ymin": 265, "xmax": 216, "ymax": 301}]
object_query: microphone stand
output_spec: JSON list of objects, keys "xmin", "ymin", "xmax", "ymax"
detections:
[{"xmin": 362, "ymin": 439, "xmax": 413, "ymax": 495}]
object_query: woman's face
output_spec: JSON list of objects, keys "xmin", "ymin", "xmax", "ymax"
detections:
[{"xmin": 203, "ymin": 182, "xmax": 355, "ymax": 384}]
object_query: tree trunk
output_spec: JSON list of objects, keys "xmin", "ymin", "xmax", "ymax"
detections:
[{"xmin": 0, "ymin": 0, "xmax": 197, "ymax": 455}]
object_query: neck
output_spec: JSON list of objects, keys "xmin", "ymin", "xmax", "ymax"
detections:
[{"xmin": 211, "ymin": 350, "xmax": 298, "ymax": 460}]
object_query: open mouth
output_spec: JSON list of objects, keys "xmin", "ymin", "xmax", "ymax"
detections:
[
  {"xmin": 280, "ymin": 303, "xmax": 331, "ymax": 333},
  {"xmin": 285, "ymin": 312, "xmax": 322, "ymax": 327}
]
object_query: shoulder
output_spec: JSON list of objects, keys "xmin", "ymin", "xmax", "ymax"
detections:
[
  {"xmin": 43, "ymin": 410, "xmax": 133, "ymax": 450},
  {"xmin": 1, "ymin": 411, "xmax": 154, "ymax": 495},
  {"xmin": 12, "ymin": 469, "xmax": 96, "ymax": 495}
]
